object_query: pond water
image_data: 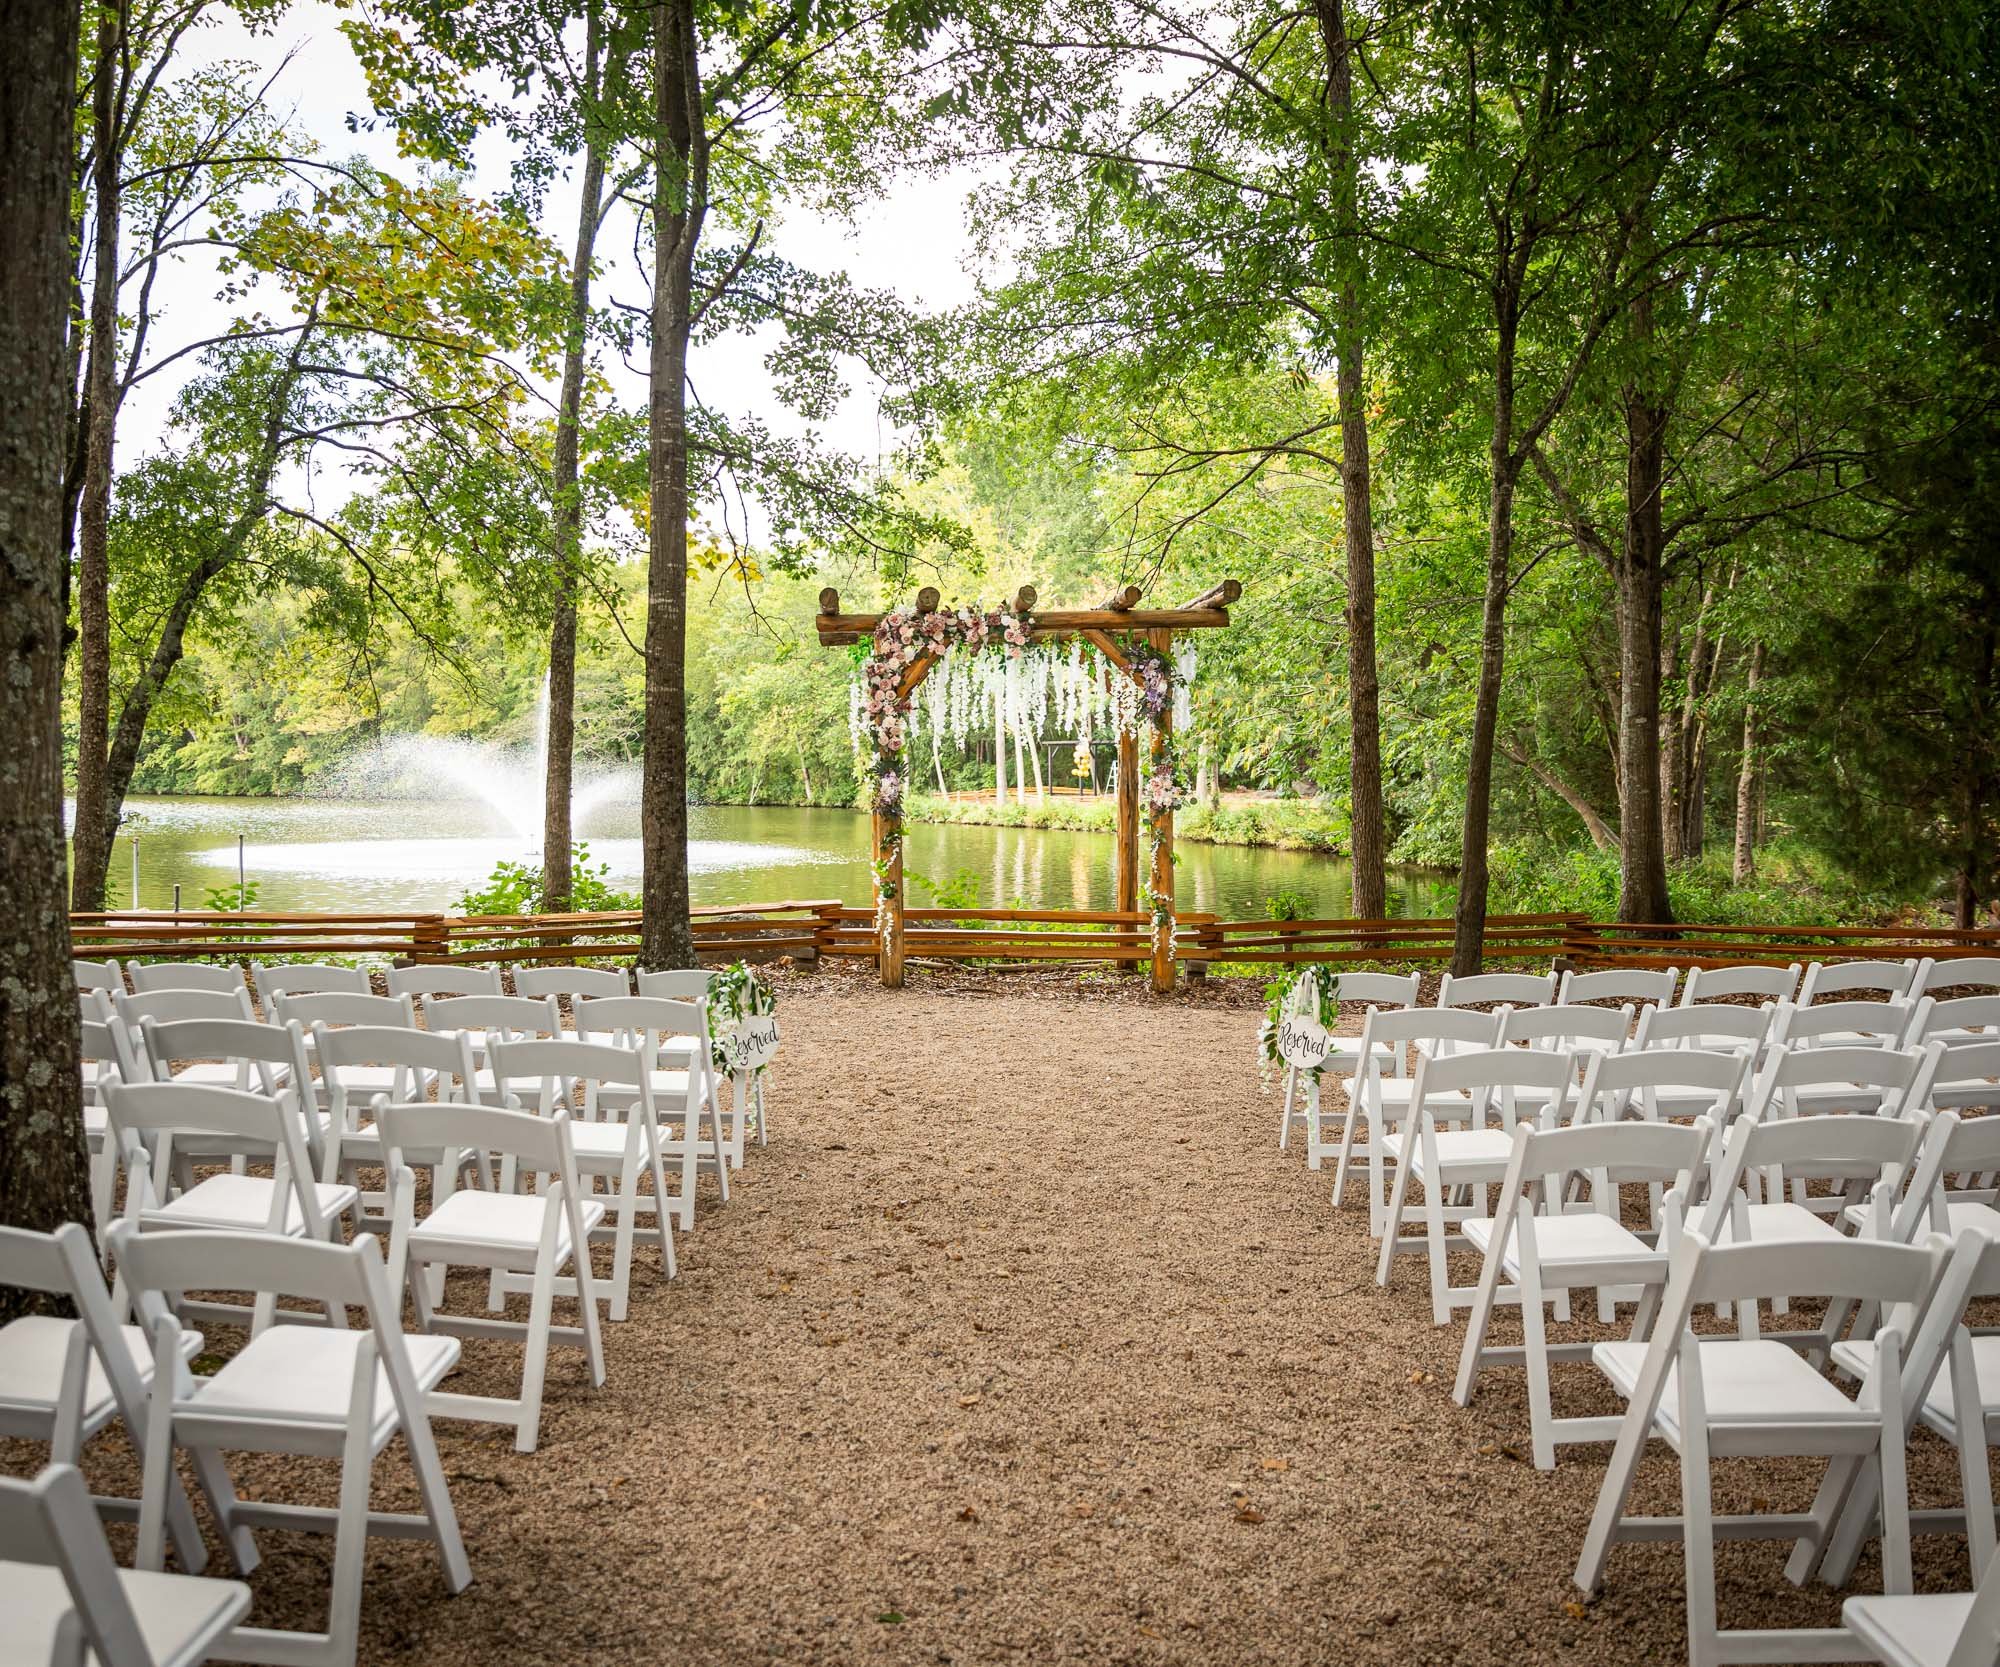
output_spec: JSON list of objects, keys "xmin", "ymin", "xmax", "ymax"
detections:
[{"xmin": 85, "ymin": 795, "xmax": 1456, "ymax": 921}]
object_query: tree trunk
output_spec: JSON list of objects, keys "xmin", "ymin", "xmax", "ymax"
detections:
[
  {"xmin": 1657, "ymin": 625, "xmax": 1681, "ymax": 862},
  {"xmin": 1669, "ymin": 577, "xmax": 1716, "ymax": 860},
  {"xmin": 1, "ymin": 0, "xmax": 89, "ymax": 1254},
  {"xmin": 1499, "ymin": 736, "xmax": 1616, "ymax": 851},
  {"xmin": 1452, "ymin": 299, "xmax": 1520, "ymax": 976},
  {"xmin": 639, "ymin": 0, "xmax": 702, "ymax": 969},
  {"xmin": 68, "ymin": 0, "xmax": 129, "ymax": 912},
  {"xmin": 1196, "ymin": 738, "xmax": 1220, "ymax": 810},
  {"xmin": 542, "ymin": 9, "xmax": 621, "ymax": 912},
  {"xmin": 1614, "ymin": 373, "xmax": 1673, "ymax": 923},
  {"xmin": 1732, "ymin": 640, "xmax": 1762, "ymax": 884},
  {"xmin": 1314, "ymin": 0, "xmax": 1385, "ymax": 919}
]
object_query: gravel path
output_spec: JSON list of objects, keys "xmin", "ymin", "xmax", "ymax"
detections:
[{"xmin": 15, "ymin": 968, "xmax": 1994, "ymax": 1664}]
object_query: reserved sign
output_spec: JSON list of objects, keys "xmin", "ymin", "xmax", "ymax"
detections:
[
  {"xmin": 1276, "ymin": 1016, "xmax": 1333, "ymax": 1070},
  {"xmin": 734, "ymin": 1014, "xmax": 781, "ymax": 1069}
]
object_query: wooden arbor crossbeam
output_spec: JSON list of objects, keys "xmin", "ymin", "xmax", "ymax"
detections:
[{"xmin": 822, "ymin": 580, "xmax": 1242, "ymax": 992}]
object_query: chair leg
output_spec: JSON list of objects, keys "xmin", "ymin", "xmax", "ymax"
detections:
[
  {"xmin": 1681, "ymin": 1416, "xmax": 1721, "ymax": 1667},
  {"xmin": 1520, "ymin": 1268, "xmax": 1557, "ymax": 1471},
  {"xmin": 399, "ymin": 1388, "xmax": 472, "ymax": 1596},
  {"xmin": 645, "ymin": 1130, "xmax": 679, "ymax": 1280},
  {"xmin": 608, "ymin": 1159, "xmax": 639, "ymax": 1323},
  {"xmin": 1421, "ymin": 1170, "xmax": 1453, "ymax": 1326},
  {"xmin": 1959, "ymin": 1412, "xmax": 1997, "ymax": 1580},
  {"xmin": 1374, "ymin": 1146, "xmax": 1413, "ymax": 1289},
  {"xmin": 325, "ymin": 1378, "xmax": 377, "ymax": 1667},
  {"xmin": 1452, "ymin": 1235, "xmax": 1508, "ymax": 1410},
  {"xmin": 515, "ymin": 1257, "xmax": 555, "ymax": 1454}
]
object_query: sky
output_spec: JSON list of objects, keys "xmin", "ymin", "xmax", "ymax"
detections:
[{"xmin": 124, "ymin": 2, "xmax": 993, "ymax": 519}]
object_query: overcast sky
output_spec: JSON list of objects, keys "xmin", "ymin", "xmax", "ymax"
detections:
[{"xmin": 127, "ymin": 2, "xmax": 991, "ymax": 514}]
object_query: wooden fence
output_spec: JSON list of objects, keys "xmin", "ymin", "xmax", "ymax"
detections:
[{"xmin": 68, "ymin": 903, "xmax": 2000, "ymax": 974}]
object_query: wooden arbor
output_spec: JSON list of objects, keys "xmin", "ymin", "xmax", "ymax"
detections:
[{"xmin": 817, "ymin": 579, "xmax": 1242, "ymax": 991}]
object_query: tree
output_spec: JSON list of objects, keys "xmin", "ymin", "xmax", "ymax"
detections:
[{"xmin": 1, "ymin": 0, "xmax": 89, "ymax": 1248}]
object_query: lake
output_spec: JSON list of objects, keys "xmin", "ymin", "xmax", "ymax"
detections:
[{"xmin": 86, "ymin": 795, "xmax": 1456, "ymax": 921}]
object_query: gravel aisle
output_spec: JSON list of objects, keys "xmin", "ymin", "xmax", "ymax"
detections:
[{"xmin": 15, "ymin": 969, "xmax": 1993, "ymax": 1664}]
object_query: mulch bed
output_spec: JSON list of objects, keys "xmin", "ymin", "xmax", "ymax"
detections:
[{"xmin": 11, "ymin": 961, "xmax": 1994, "ymax": 1664}]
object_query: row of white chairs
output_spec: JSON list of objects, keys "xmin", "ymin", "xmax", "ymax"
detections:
[
  {"xmin": 1270, "ymin": 967, "xmax": 2000, "ymax": 1666},
  {"xmin": 73, "ymin": 957, "xmax": 706, "ymax": 1006},
  {"xmin": 8, "ymin": 958, "xmax": 779, "ymax": 1665}
]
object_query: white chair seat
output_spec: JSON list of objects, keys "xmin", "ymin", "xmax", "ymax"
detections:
[
  {"xmin": 165, "ymin": 1061, "xmax": 271, "ymax": 1089},
  {"xmin": 1842, "ymin": 1592, "xmax": 1977, "ymax": 1667},
  {"xmin": 324, "ymin": 1064, "xmax": 412, "ymax": 1096},
  {"xmin": 1731, "ymin": 1200, "xmax": 1848, "ymax": 1244},
  {"xmin": 7, "ymin": 1558, "xmax": 251, "ymax": 1667},
  {"xmin": 1372, "ymin": 1079, "xmax": 1473, "ymax": 1106},
  {"xmin": 0, "ymin": 1317, "xmax": 201, "ymax": 1429},
  {"xmin": 1462, "ymin": 1211, "xmax": 1654, "ymax": 1276},
  {"xmin": 1789, "ymin": 1084, "xmax": 1889, "ymax": 1114},
  {"xmin": 410, "ymin": 1190, "xmax": 605, "ymax": 1259},
  {"xmin": 563, "ymin": 1120, "xmax": 643, "ymax": 1162},
  {"xmin": 194, "ymin": 1327, "xmax": 461, "ymax": 1447},
  {"xmin": 1833, "ymin": 1334, "xmax": 2000, "ymax": 1432},
  {"xmin": 1839, "ymin": 1199, "xmax": 2000, "ymax": 1237},
  {"xmin": 1595, "ymin": 1338, "xmax": 1876, "ymax": 1443},
  {"xmin": 1385, "ymin": 1126, "xmax": 1517, "ymax": 1177},
  {"xmin": 145, "ymin": 1173, "xmax": 359, "ymax": 1235}
]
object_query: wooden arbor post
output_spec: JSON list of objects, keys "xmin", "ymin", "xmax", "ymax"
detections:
[{"xmin": 815, "ymin": 579, "xmax": 1239, "ymax": 990}]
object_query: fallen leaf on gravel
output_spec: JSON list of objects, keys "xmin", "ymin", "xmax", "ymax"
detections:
[
  {"xmin": 1477, "ymin": 1443, "xmax": 1500, "ymax": 1457},
  {"xmin": 1562, "ymin": 1601, "xmax": 1588, "ymax": 1620},
  {"xmin": 1137, "ymin": 1624, "xmax": 1162, "ymax": 1639},
  {"xmin": 958, "ymin": 1506, "xmax": 979, "ymax": 1523},
  {"xmin": 1260, "ymin": 1458, "xmax": 1290, "ymax": 1472},
  {"xmin": 876, "ymin": 1611, "xmax": 905, "ymax": 1625},
  {"xmin": 958, "ymin": 1393, "xmax": 982, "ymax": 1407},
  {"xmin": 1234, "ymin": 1505, "xmax": 1265, "ymax": 1524},
  {"xmin": 1072, "ymin": 1501, "xmax": 1093, "ymax": 1518},
  {"xmin": 1750, "ymin": 1495, "xmax": 1771, "ymax": 1511}
]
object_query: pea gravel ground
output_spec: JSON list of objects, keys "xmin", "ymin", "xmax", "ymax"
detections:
[{"xmin": 15, "ymin": 965, "xmax": 1996, "ymax": 1665}]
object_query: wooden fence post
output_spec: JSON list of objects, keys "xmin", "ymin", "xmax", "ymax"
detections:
[{"xmin": 874, "ymin": 808, "xmax": 905, "ymax": 988}]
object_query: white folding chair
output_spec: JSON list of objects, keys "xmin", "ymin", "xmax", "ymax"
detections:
[
  {"xmin": 385, "ymin": 964, "xmax": 504, "ymax": 1058},
  {"xmin": 111, "ymin": 988, "xmax": 260, "ymax": 1087},
  {"xmin": 314, "ymin": 1023, "xmax": 481, "ymax": 1230},
  {"xmin": 0, "ymin": 1223, "xmax": 212, "ymax": 1573},
  {"xmin": 513, "ymin": 965, "xmax": 630, "ymax": 1001},
  {"xmin": 137, "ymin": 1014, "xmax": 328, "ymax": 1184},
  {"xmin": 575, "ymin": 993, "xmax": 737, "ymax": 1173},
  {"xmin": 1862, "ymin": 1102, "xmax": 2000, "ymax": 1257},
  {"xmin": 1817, "ymin": 1226, "xmax": 2000, "ymax": 1589},
  {"xmin": 113, "ymin": 1226, "xmax": 471, "ymax": 1667},
  {"xmin": 1276, "ymin": 970, "xmax": 1417, "ymax": 1158},
  {"xmin": 74, "ymin": 957, "xmax": 125, "ymax": 999},
  {"xmin": 1634, "ymin": 998, "xmax": 1776, "ymax": 1064},
  {"xmin": 1573, "ymin": 1230, "xmax": 1951, "ymax": 1667},
  {"xmin": 80, "ymin": 1017, "xmax": 142, "ymax": 1238},
  {"xmin": 1453, "ymin": 1117, "xmax": 1712, "ymax": 1467},
  {"xmin": 1495, "ymin": 1000, "xmax": 1634, "ymax": 1065},
  {"xmin": 380, "ymin": 1100, "xmax": 606, "ymax": 1452},
  {"xmin": 1774, "ymin": 996, "xmax": 1928, "ymax": 1056},
  {"xmin": 489, "ymin": 1037, "xmax": 679, "ymax": 1318},
  {"xmin": 1845, "ymin": 1539, "xmax": 2000, "ymax": 1667},
  {"xmin": 0, "ymin": 1462, "xmax": 250, "ymax": 1667},
  {"xmin": 1372, "ymin": 1045, "xmax": 1576, "ymax": 1324},
  {"xmin": 104, "ymin": 1081, "xmax": 358, "ymax": 1332},
  {"xmin": 1332, "ymin": 1005, "xmax": 1503, "ymax": 1228},
  {"xmin": 1680, "ymin": 960, "xmax": 1803, "ymax": 1007},
  {"xmin": 424, "ymin": 993, "xmax": 562, "ymax": 1101},
  {"xmin": 275, "ymin": 990, "xmax": 419, "ymax": 1102},
  {"xmin": 1578, "ymin": 1042, "xmax": 1750, "ymax": 1130},
  {"xmin": 1912, "ymin": 956, "xmax": 2000, "ymax": 998},
  {"xmin": 635, "ymin": 968, "xmax": 717, "ymax": 1000},
  {"xmin": 1798, "ymin": 957, "xmax": 1924, "ymax": 1006},
  {"xmin": 1911, "ymin": 996, "xmax": 2000, "ymax": 1060},
  {"xmin": 1557, "ymin": 965, "xmax": 1679, "ymax": 1008},
  {"xmin": 1435, "ymin": 969, "xmax": 1557, "ymax": 1011},
  {"xmin": 126, "ymin": 962, "xmax": 254, "ymax": 1000}
]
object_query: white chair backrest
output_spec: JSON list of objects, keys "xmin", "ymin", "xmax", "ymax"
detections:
[
  {"xmin": 1436, "ymin": 970, "xmax": 1556, "ymax": 1009},
  {"xmin": 573, "ymin": 994, "xmax": 706, "ymax": 1044},
  {"xmin": 1557, "ymin": 966, "xmax": 1678, "ymax": 1008},
  {"xmin": 1746, "ymin": 1042, "xmax": 1928, "ymax": 1119},
  {"xmin": 1672, "ymin": 1230, "xmax": 1944, "ymax": 1337},
  {"xmin": 72, "ymin": 958, "xmax": 123, "ymax": 995},
  {"xmin": 1495, "ymin": 1002, "xmax": 1633, "ymax": 1052},
  {"xmin": 1506, "ymin": 1115, "xmax": 1712, "ymax": 1197},
  {"xmin": 1920, "ymin": 1037, "xmax": 2000, "ymax": 1110},
  {"xmin": 1890, "ymin": 1103, "xmax": 2000, "ymax": 1241},
  {"xmin": 254, "ymin": 961, "xmax": 371, "ymax": 1001},
  {"xmin": 1409, "ymin": 1045, "xmax": 1575, "ymax": 1128},
  {"xmin": 385, "ymin": 963, "xmax": 504, "ymax": 999},
  {"xmin": 489, "ymin": 1036, "xmax": 649, "ymax": 1094},
  {"xmin": 1912, "ymin": 955, "xmax": 2000, "ymax": 997},
  {"xmin": 1913, "ymin": 993, "xmax": 2000, "ymax": 1043},
  {"xmin": 272, "ymin": 990, "xmax": 414, "ymax": 1031},
  {"xmin": 1772, "ymin": 996, "xmax": 1924, "ymax": 1049},
  {"xmin": 1355, "ymin": 1004, "xmax": 1503, "ymax": 1078},
  {"xmin": 80, "ymin": 1018, "xmax": 139, "ymax": 1083},
  {"xmin": 1796, "ymin": 957, "xmax": 1920, "ymax": 1004},
  {"xmin": 0, "ymin": 1463, "xmax": 172, "ymax": 1667},
  {"xmin": 1700, "ymin": 1107, "xmax": 1926, "ymax": 1240},
  {"xmin": 1334, "ymin": 970, "xmax": 1421, "ymax": 1008},
  {"xmin": 104, "ymin": 1081, "xmax": 330, "ymax": 1238},
  {"xmin": 1632, "ymin": 1000, "xmax": 1773, "ymax": 1054},
  {"xmin": 375, "ymin": 1098, "xmax": 574, "ymax": 1179},
  {"xmin": 423, "ymin": 993, "xmax": 561, "ymax": 1041},
  {"xmin": 513, "ymin": 966, "xmax": 630, "ymax": 1000},
  {"xmin": 1574, "ymin": 1047, "xmax": 1748, "ymax": 1126},
  {"xmin": 138, "ymin": 1015, "xmax": 309, "ymax": 1100},
  {"xmin": 125, "ymin": 961, "xmax": 251, "ymax": 999},
  {"xmin": 1679, "ymin": 961, "xmax": 1802, "ymax": 1005},
  {"xmin": 313, "ymin": 1023, "xmax": 477, "ymax": 1087},
  {"xmin": 634, "ymin": 968, "xmax": 716, "ymax": 1001},
  {"xmin": 113, "ymin": 986, "xmax": 257, "ymax": 1032}
]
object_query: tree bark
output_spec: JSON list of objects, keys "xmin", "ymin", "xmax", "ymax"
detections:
[
  {"xmin": 1614, "ymin": 369, "xmax": 1673, "ymax": 923},
  {"xmin": 639, "ymin": 0, "xmax": 702, "ymax": 969},
  {"xmin": 1, "ymin": 0, "xmax": 89, "ymax": 1253},
  {"xmin": 1452, "ymin": 294, "xmax": 1520, "ymax": 976},
  {"xmin": 1669, "ymin": 576, "xmax": 1716, "ymax": 860},
  {"xmin": 1732, "ymin": 640, "xmax": 1762, "ymax": 884},
  {"xmin": 69, "ymin": 0, "xmax": 130, "ymax": 912},
  {"xmin": 1498, "ymin": 734, "xmax": 1616, "ymax": 851},
  {"xmin": 542, "ymin": 7, "xmax": 622, "ymax": 912},
  {"xmin": 1314, "ymin": 0, "xmax": 1385, "ymax": 918}
]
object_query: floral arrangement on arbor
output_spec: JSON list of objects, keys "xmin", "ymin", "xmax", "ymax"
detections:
[{"xmin": 1127, "ymin": 640, "xmax": 1193, "ymax": 955}]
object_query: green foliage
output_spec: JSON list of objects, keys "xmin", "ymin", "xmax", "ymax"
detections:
[
  {"xmin": 456, "ymin": 842, "xmax": 636, "ymax": 915},
  {"xmin": 201, "ymin": 878, "xmax": 261, "ymax": 912},
  {"xmin": 905, "ymin": 866, "xmax": 983, "ymax": 910},
  {"xmin": 1264, "ymin": 889, "xmax": 1313, "ymax": 923}
]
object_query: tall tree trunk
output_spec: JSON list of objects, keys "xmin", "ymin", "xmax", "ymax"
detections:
[
  {"xmin": 1669, "ymin": 576, "xmax": 1716, "ymax": 861},
  {"xmin": 1, "ymin": 0, "xmax": 89, "ymax": 1253},
  {"xmin": 639, "ymin": 0, "xmax": 702, "ymax": 969},
  {"xmin": 1498, "ymin": 735, "xmax": 1616, "ymax": 851},
  {"xmin": 1657, "ymin": 625, "xmax": 1681, "ymax": 862},
  {"xmin": 1732, "ymin": 640, "xmax": 1762, "ymax": 884},
  {"xmin": 1314, "ymin": 0, "xmax": 1385, "ymax": 918},
  {"xmin": 1614, "ymin": 369, "xmax": 1673, "ymax": 923},
  {"xmin": 542, "ymin": 9, "xmax": 621, "ymax": 912},
  {"xmin": 1452, "ymin": 299, "xmax": 1520, "ymax": 976},
  {"xmin": 68, "ymin": 0, "xmax": 129, "ymax": 912}
]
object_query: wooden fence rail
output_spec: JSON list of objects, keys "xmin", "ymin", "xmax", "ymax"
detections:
[{"xmin": 67, "ymin": 903, "xmax": 2000, "ymax": 975}]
